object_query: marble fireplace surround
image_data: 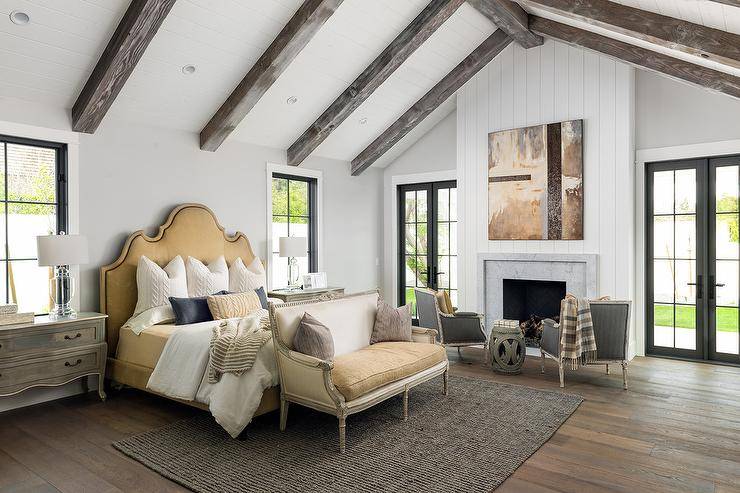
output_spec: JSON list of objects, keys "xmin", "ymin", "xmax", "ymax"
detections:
[{"xmin": 477, "ymin": 253, "xmax": 599, "ymax": 334}]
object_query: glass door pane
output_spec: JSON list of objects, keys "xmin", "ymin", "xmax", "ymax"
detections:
[
  {"xmin": 647, "ymin": 164, "xmax": 702, "ymax": 358},
  {"xmin": 711, "ymin": 162, "xmax": 740, "ymax": 360}
]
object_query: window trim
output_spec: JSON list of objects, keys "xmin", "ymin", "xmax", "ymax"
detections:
[
  {"xmin": 265, "ymin": 163, "xmax": 322, "ymax": 290},
  {"xmin": 0, "ymin": 133, "xmax": 69, "ymax": 313}
]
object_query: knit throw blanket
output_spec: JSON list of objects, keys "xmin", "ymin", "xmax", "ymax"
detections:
[
  {"xmin": 208, "ymin": 309, "xmax": 272, "ymax": 384},
  {"xmin": 559, "ymin": 296, "xmax": 597, "ymax": 370}
]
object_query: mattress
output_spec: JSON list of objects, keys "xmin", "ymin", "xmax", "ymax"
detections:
[{"xmin": 116, "ymin": 323, "xmax": 179, "ymax": 369}]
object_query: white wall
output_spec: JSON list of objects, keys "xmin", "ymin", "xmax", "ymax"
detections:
[
  {"xmin": 78, "ymin": 120, "xmax": 382, "ymax": 311},
  {"xmin": 456, "ymin": 40, "xmax": 635, "ymax": 314},
  {"xmin": 636, "ymin": 70, "xmax": 740, "ymax": 151},
  {"xmin": 381, "ymin": 111, "xmax": 457, "ymax": 301}
]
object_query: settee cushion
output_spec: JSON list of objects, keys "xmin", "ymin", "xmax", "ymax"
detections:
[{"xmin": 331, "ymin": 342, "xmax": 447, "ymax": 401}]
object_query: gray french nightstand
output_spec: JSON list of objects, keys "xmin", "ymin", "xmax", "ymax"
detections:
[{"xmin": 0, "ymin": 312, "xmax": 108, "ymax": 401}]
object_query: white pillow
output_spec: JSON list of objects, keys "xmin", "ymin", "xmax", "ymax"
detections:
[
  {"xmin": 229, "ymin": 257, "xmax": 266, "ymax": 293},
  {"xmin": 123, "ymin": 305, "xmax": 175, "ymax": 335},
  {"xmin": 134, "ymin": 255, "xmax": 187, "ymax": 315},
  {"xmin": 186, "ymin": 255, "xmax": 229, "ymax": 297}
]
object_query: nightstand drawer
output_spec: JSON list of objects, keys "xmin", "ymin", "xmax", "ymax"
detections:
[
  {"xmin": 0, "ymin": 320, "xmax": 103, "ymax": 357},
  {"xmin": 0, "ymin": 344, "xmax": 105, "ymax": 395}
]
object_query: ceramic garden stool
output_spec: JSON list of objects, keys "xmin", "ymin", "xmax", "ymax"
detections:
[{"xmin": 489, "ymin": 319, "xmax": 526, "ymax": 374}]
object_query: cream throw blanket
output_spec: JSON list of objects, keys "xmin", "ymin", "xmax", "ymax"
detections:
[
  {"xmin": 208, "ymin": 309, "xmax": 272, "ymax": 383},
  {"xmin": 559, "ymin": 295, "xmax": 597, "ymax": 369}
]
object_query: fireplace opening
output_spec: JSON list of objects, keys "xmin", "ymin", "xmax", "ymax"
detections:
[{"xmin": 502, "ymin": 279, "xmax": 566, "ymax": 345}]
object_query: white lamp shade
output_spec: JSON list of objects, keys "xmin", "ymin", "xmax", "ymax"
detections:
[
  {"xmin": 279, "ymin": 236, "xmax": 307, "ymax": 258},
  {"xmin": 37, "ymin": 234, "xmax": 89, "ymax": 266}
]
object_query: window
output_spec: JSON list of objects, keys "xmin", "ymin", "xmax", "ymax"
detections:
[
  {"xmin": 271, "ymin": 173, "xmax": 317, "ymax": 288},
  {"xmin": 398, "ymin": 181, "xmax": 457, "ymax": 316},
  {"xmin": 0, "ymin": 135, "xmax": 67, "ymax": 314}
]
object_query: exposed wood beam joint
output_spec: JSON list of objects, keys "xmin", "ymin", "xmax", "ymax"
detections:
[
  {"xmin": 351, "ymin": 30, "xmax": 512, "ymax": 176},
  {"xmin": 287, "ymin": 0, "xmax": 466, "ymax": 166},
  {"xmin": 72, "ymin": 0, "xmax": 176, "ymax": 133},
  {"xmin": 529, "ymin": 16, "xmax": 740, "ymax": 99},
  {"xmin": 520, "ymin": 0, "xmax": 740, "ymax": 70},
  {"xmin": 199, "ymin": 0, "xmax": 343, "ymax": 152},
  {"xmin": 468, "ymin": 0, "xmax": 542, "ymax": 48}
]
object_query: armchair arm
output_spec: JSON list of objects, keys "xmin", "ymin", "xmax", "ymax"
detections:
[
  {"xmin": 275, "ymin": 346, "xmax": 343, "ymax": 409},
  {"xmin": 452, "ymin": 311, "xmax": 482, "ymax": 318},
  {"xmin": 411, "ymin": 326, "xmax": 438, "ymax": 344}
]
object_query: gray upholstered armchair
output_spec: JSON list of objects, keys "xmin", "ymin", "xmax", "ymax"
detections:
[
  {"xmin": 541, "ymin": 300, "xmax": 631, "ymax": 389},
  {"xmin": 414, "ymin": 288, "xmax": 487, "ymax": 356}
]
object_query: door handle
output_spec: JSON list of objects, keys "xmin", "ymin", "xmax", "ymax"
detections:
[{"xmin": 687, "ymin": 275, "xmax": 703, "ymax": 299}]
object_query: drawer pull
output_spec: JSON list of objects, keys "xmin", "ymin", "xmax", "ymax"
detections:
[
  {"xmin": 65, "ymin": 359, "xmax": 83, "ymax": 367},
  {"xmin": 64, "ymin": 333, "xmax": 82, "ymax": 340}
]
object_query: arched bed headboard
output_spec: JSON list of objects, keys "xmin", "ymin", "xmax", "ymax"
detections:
[{"xmin": 99, "ymin": 204, "xmax": 258, "ymax": 356}]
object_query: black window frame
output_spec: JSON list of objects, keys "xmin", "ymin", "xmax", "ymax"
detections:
[
  {"xmin": 271, "ymin": 173, "xmax": 318, "ymax": 286},
  {"xmin": 1, "ymin": 133, "xmax": 68, "ymax": 311}
]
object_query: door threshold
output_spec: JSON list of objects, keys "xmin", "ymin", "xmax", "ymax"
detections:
[{"xmin": 646, "ymin": 353, "xmax": 740, "ymax": 368}]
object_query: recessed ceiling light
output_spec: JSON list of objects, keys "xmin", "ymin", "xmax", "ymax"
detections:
[
  {"xmin": 359, "ymin": 117, "xmax": 368, "ymax": 125},
  {"xmin": 10, "ymin": 11, "xmax": 30, "ymax": 25},
  {"xmin": 181, "ymin": 64, "xmax": 196, "ymax": 75},
  {"xmin": 286, "ymin": 96, "xmax": 298, "ymax": 105}
]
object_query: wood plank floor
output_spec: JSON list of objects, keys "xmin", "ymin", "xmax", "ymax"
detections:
[{"xmin": 1, "ymin": 350, "xmax": 738, "ymax": 492}]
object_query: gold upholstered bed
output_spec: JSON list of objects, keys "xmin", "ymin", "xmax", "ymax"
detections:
[{"xmin": 99, "ymin": 203, "xmax": 280, "ymax": 415}]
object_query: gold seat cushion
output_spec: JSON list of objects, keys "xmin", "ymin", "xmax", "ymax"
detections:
[{"xmin": 331, "ymin": 342, "xmax": 447, "ymax": 401}]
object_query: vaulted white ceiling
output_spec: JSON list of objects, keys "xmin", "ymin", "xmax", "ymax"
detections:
[{"xmin": 0, "ymin": 0, "xmax": 738, "ymax": 168}]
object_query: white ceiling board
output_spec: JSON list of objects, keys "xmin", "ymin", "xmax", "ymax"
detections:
[
  {"xmin": 313, "ymin": 3, "xmax": 494, "ymax": 162},
  {"xmin": 228, "ymin": 0, "xmax": 429, "ymax": 150},
  {"xmin": 521, "ymin": 2, "xmax": 740, "ymax": 77},
  {"xmin": 0, "ymin": 0, "xmax": 126, "ymax": 107}
]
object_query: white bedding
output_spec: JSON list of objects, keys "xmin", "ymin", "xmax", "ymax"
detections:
[{"xmin": 146, "ymin": 316, "xmax": 278, "ymax": 438}]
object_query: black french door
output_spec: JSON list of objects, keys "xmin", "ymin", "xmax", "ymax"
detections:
[
  {"xmin": 398, "ymin": 181, "xmax": 457, "ymax": 315},
  {"xmin": 646, "ymin": 156, "xmax": 740, "ymax": 364}
]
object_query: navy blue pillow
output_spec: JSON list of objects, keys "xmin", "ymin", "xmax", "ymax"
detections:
[
  {"xmin": 169, "ymin": 290, "xmax": 228, "ymax": 325},
  {"xmin": 254, "ymin": 286, "xmax": 268, "ymax": 309}
]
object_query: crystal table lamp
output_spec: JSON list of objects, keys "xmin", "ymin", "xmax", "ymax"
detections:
[
  {"xmin": 37, "ymin": 233, "xmax": 89, "ymax": 320},
  {"xmin": 278, "ymin": 236, "xmax": 307, "ymax": 290}
]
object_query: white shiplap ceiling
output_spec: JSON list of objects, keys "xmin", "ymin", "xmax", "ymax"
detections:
[{"xmin": 0, "ymin": 0, "xmax": 739, "ymax": 168}]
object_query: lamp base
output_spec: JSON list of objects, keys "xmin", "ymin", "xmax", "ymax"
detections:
[
  {"xmin": 49, "ymin": 304, "xmax": 77, "ymax": 321},
  {"xmin": 49, "ymin": 265, "xmax": 77, "ymax": 320}
]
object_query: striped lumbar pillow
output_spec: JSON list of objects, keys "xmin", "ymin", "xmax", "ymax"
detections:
[{"xmin": 207, "ymin": 291, "xmax": 262, "ymax": 320}]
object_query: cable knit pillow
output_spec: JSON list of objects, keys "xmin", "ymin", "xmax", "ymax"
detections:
[
  {"xmin": 134, "ymin": 255, "xmax": 188, "ymax": 315},
  {"xmin": 370, "ymin": 300, "xmax": 413, "ymax": 344},
  {"xmin": 207, "ymin": 291, "xmax": 263, "ymax": 320},
  {"xmin": 228, "ymin": 257, "xmax": 266, "ymax": 293},
  {"xmin": 186, "ymin": 256, "xmax": 229, "ymax": 297}
]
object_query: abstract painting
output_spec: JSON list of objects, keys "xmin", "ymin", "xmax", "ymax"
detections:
[{"xmin": 488, "ymin": 120, "xmax": 583, "ymax": 240}]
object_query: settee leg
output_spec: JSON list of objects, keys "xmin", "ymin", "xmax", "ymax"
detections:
[
  {"xmin": 558, "ymin": 364, "xmax": 565, "ymax": 388},
  {"xmin": 443, "ymin": 369, "xmax": 448, "ymax": 396},
  {"xmin": 621, "ymin": 362, "xmax": 629, "ymax": 390},
  {"xmin": 403, "ymin": 387, "xmax": 409, "ymax": 421},
  {"xmin": 605, "ymin": 363, "xmax": 610, "ymax": 375},
  {"xmin": 338, "ymin": 414, "xmax": 346, "ymax": 453},
  {"xmin": 279, "ymin": 398, "xmax": 289, "ymax": 431},
  {"xmin": 540, "ymin": 349, "xmax": 545, "ymax": 374}
]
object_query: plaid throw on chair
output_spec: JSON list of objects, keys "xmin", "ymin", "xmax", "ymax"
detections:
[{"xmin": 559, "ymin": 295, "xmax": 597, "ymax": 369}]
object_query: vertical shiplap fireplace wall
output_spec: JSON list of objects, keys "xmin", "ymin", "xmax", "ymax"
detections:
[{"xmin": 478, "ymin": 253, "xmax": 598, "ymax": 334}]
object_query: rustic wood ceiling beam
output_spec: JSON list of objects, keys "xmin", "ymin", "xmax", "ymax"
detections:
[
  {"xmin": 72, "ymin": 0, "xmax": 176, "ymax": 133},
  {"xmin": 286, "ymin": 0, "xmax": 466, "ymax": 166},
  {"xmin": 709, "ymin": 1, "xmax": 740, "ymax": 7},
  {"xmin": 199, "ymin": 0, "xmax": 343, "ymax": 152},
  {"xmin": 468, "ymin": 0, "xmax": 542, "ymax": 48},
  {"xmin": 529, "ymin": 16, "xmax": 740, "ymax": 99},
  {"xmin": 351, "ymin": 30, "xmax": 512, "ymax": 176},
  {"xmin": 521, "ymin": 0, "xmax": 740, "ymax": 70}
]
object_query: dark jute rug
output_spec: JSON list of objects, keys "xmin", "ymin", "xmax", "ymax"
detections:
[{"xmin": 113, "ymin": 375, "xmax": 582, "ymax": 493}]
